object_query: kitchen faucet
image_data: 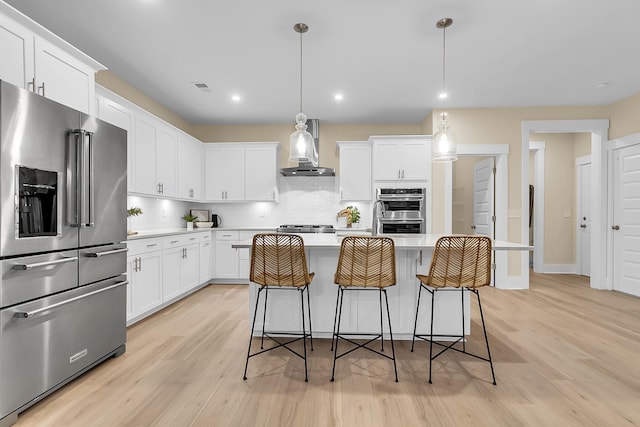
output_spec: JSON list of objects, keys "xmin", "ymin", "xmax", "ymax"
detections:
[{"xmin": 372, "ymin": 200, "xmax": 384, "ymax": 236}]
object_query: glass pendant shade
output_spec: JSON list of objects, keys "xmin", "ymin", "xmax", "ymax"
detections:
[
  {"xmin": 289, "ymin": 112, "xmax": 314, "ymax": 162},
  {"xmin": 432, "ymin": 112, "xmax": 458, "ymax": 162}
]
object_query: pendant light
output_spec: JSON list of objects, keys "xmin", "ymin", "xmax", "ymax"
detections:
[
  {"xmin": 432, "ymin": 18, "xmax": 458, "ymax": 162},
  {"xmin": 289, "ymin": 23, "xmax": 315, "ymax": 164}
]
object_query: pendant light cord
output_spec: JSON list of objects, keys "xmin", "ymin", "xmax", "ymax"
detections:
[
  {"xmin": 299, "ymin": 30, "xmax": 303, "ymax": 113},
  {"xmin": 441, "ymin": 24, "xmax": 446, "ymax": 109}
]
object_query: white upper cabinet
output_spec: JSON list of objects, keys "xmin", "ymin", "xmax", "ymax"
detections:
[
  {"xmin": 155, "ymin": 125, "xmax": 178, "ymax": 198},
  {"xmin": 204, "ymin": 142, "xmax": 280, "ymax": 202},
  {"xmin": 0, "ymin": 5, "xmax": 104, "ymax": 114},
  {"xmin": 132, "ymin": 115, "xmax": 159, "ymax": 195},
  {"xmin": 338, "ymin": 141, "xmax": 372, "ymax": 201},
  {"xmin": 204, "ymin": 144, "xmax": 245, "ymax": 201},
  {"xmin": 245, "ymin": 144, "xmax": 279, "ymax": 201},
  {"xmin": 97, "ymin": 96, "xmax": 135, "ymax": 189},
  {"xmin": 371, "ymin": 136, "xmax": 431, "ymax": 182},
  {"xmin": 177, "ymin": 134, "xmax": 203, "ymax": 200}
]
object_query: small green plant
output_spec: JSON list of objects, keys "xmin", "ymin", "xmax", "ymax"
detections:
[
  {"xmin": 127, "ymin": 206, "xmax": 143, "ymax": 217},
  {"xmin": 182, "ymin": 213, "xmax": 198, "ymax": 222},
  {"xmin": 347, "ymin": 206, "xmax": 360, "ymax": 223}
]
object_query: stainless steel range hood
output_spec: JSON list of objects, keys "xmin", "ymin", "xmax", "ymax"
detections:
[{"xmin": 281, "ymin": 119, "xmax": 335, "ymax": 176}]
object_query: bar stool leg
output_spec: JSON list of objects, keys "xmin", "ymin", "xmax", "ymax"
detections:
[
  {"xmin": 331, "ymin": 286, "xmax": 345, "ymax": 382},
  {"xmin": 475, "ymin": 289, "xmax": 497, "ymax": 385},
  {"xmin": 383, "ymin": 289, "xmax": 398, "ymax": 382},
  {"xmin": 260, "ymin": 287, "xmax": 269, "ymax": 349},
  {"xmin": 461, "ymin": 288, "xmax": 466, "ymax": 353},
  {"xmin": 300, "ymin": 287, "xmax": 308, "ymax": 382},
  {"xmin": 244, "ymin": 287, "xmax": 263, "ymax": 380},
  {"xmin": 306, "ymin": 284, "xmax": 313, "ymax": 351},
  {"xmin": 379, "ymin": 288, "xmax": 385, "ymax": 352},
  {"xmin": 411, "ymin": 283, "xmax": 424, "ymax": 352},
  {"xmin": 428, "ymin": 288, "xmax": 436, "ymax": 384},
  {"xmin": 330, "ymin": 287, "xmax": 341, "ymax": 351}
]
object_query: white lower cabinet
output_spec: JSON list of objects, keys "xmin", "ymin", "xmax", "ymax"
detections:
[
  {"xmin": 126, "ymin": 231, "xmax": 213, "ymax": 325},
  {"xmin": 162, "ymin": 235, "xmax": 200, "ymax": 301},
  {"xmin": 126, "ymin": 238, "xmax": 163, "ymax": 323},
  {"xmin": 214, "ymin": 230, "xmax": 256, "ymax": 281}
]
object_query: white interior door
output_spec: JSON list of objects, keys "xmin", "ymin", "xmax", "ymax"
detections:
[
  {"xmin": 577, "ymin": 161, "xmax": 591, "ymax": 277},
  {"xmin": 612, "ymin": 143, "xmax": 640, "ymax": 297},
  {"xmin": 473, "ymin": 157, "xmax": 495, "ymax": 237}
]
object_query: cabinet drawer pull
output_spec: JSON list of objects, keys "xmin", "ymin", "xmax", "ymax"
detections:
[
  {"xmin": 170, "ymin": 240, "xmax": 179, "ymax": 244},
  {"xmin": 146, "ymin": 243, "xmax": 158, "ymax": 247}
]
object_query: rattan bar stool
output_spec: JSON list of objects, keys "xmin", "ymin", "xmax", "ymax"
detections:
[
  {"xmin": 243, "ymin": 233, "xmax": 315, "ymax": 382},
  {"xmin": 411, "ymin": 235, "xmax": 496, "ymax": 385},
  {"xmin": 330, "ymin": 236, "xmax": 398, "ymax": 382}
]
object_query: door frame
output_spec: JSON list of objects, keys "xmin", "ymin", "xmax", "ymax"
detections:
[
  {"xmin": 529, "ymin": 141, "xmax": 545, "ymax": 273},
  {"xmin": 575, "ymin": 155, "xmax": 591, "ymax": 277},
  {"xmin": 522, "ymin": 120, "xmax": 609, "ymax": 290},
  {"xmin": 444, "ymin": 144, "xmax": 509, "ymax": 288}
]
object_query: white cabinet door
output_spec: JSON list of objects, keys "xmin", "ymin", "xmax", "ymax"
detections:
[
  {"xmin": 182, "ymin": 244, "xmax": 200, "ymax": 290},
  {"xmin": 199, "ymin": 241, "xmax": 212, "ymax": 283},
  {"xmin": 401, "ymin": 140, "xmax": 430, "ymax": 180},
  {"xmin": 338, "ymin": 142, "xmax": 371, "ymax": 201},
  {"xmin": 155, "ymin": 126, "xmax": 178, "ymax": 198},
  {"xmin": 0, "ymin": 14, "xmax": 34, "ymax": 89},
  {"xmin": 162, "ymin": 247, "xmax": 183, "ymax": 301},
  {"xmin": 133, "ymin": 116, "xmax": 158, "ymax": 195},
  {"xmin": 245, "ymin": 145, "xmax": 277, "ymax": 200},
  {"xmin": 34, "ymin": 37, "xmax": 95, "ymax": 114},
  {"xmin": 129, "ymin": 251, "xmax": 163, "ymax": 319},
  {"xmin": 204, "ymin": 145, "xmax": 245, "ymax": 201},
  {"xmin": 177, "ymin": 135, "xmax": 202, "ymax": 200},
  {"xmin": 224, "ymin": 147, "xmax": 245, "ymax": 201},
  {"xmin": 373, "ymin": 141, "xmax": 402, "ymax": 180},
  {"xmin": 99, "ymin": 97, "xmax": 135, "ymax": 190},
  {"xmin": 215, "ymin": 240, "xmax": 239, "ymax": 278}
]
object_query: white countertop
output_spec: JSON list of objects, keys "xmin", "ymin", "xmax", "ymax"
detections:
[
  {"xmin": 126, "ymin": 226, "xmax": 277, "ymax": 240},
  {"xmin": 232, "ymin": 234, "xmax": 532, "ymax": 251}
]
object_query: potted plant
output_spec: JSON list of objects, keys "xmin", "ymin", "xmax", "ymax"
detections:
[
  {"xmin": 347, "ymin": 206, "xmax": 360, "ymax": 227},
  {"xmin": 127, "ymin": 206, "xmax": 143, "ymax": 235},
  {"xmin": 182, "ymin": 213, "xmax": 198, "ymax": 231}
]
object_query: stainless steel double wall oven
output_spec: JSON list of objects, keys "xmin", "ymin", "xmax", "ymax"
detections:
[
  {"xmin": 0, "ymin": 81, "xmax": 128, "ymax": 426},
  {"xmin": 374, "ymin": 188, "xmax": 427, "ymax": 234}
]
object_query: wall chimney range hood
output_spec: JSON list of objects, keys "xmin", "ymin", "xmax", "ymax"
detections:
[{"xmin": 281, "ymin": 119, "xmax": 335, "ymax": 176}]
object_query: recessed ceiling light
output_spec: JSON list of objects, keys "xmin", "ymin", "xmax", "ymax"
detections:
[
  {"xmin": 334, "ymin": 93, "xmax": 343, "ymax": 101},
  {"xmin": 439, "ymin": 91, "xmax": 448, "ymax": 99},
  {"xmin": 231, "ymin": 95, "xmax": 241, "ymax": 102},
  {"xmin": 593, "ymin": 82, "xmax": 608, "ymax": 88}
]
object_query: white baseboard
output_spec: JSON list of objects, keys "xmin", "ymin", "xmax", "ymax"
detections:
[{"xmin": 536, "ymin": 264, "xmax": 578, "ymax": 274}]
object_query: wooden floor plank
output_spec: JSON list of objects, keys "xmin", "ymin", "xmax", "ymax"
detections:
[{"xmin": 13, "ymin": 275, "xmax": 640, "ymax": 427}]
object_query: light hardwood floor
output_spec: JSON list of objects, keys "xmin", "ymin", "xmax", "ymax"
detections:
[{"xmin": 14, "ymin": 272, "xmax": 640, "ymax": 426}]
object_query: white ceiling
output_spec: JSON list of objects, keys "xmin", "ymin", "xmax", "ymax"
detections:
[{"xmin": 6, "ymin": 0, "xmax": 640, "ymax": 125}]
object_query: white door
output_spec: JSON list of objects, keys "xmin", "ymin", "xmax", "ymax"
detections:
[
  {"xmin": 473, "ymin": 157, "xmax": 495, "ymax": 237},
  {"xmin": 612, "ymin": 144, "xmax": 640, "ymax": 297},
  {"xmin": 577, "ymin": 162, "xmax": 591, "ymax": 277}
]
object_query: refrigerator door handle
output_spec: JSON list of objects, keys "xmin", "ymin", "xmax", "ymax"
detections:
[
  {"xmin": 86, "ymin": 248, "xmax": 128, "ymax": 258},
  {"xmin": 12, "ymin": 256, "xmax": 78, "ymax": 271},
  {"xmin": 13, "ymin": 280, "xmax": 129, "ymax": 318},
  {"xmin": 69, "ymin": 130, "xmax": 82, "ymax": 227},
  {"xmin": 86, "ymin": 131, "xmax": 95, "ymax": 227}
]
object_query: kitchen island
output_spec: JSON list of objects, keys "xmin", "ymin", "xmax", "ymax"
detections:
[{"xmin": 233, "ymin": 234, "xmax": 531, "ymax": 340}]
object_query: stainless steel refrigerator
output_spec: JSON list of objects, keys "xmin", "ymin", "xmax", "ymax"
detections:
[{"xmin": 0, "ymin": 80, "xmax": 128, "ymax": 426}]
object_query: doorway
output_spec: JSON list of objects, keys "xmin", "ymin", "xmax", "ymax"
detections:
[{"xmin": 521, "ymin": 119, "xmax": 609, "ymax": 290}]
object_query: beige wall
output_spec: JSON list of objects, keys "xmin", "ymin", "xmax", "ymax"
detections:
[
  {"xmin": 96, "ymin": 71, "xmax": 194, "ymax": 135},
  {"xmin": 609, "ymin": 92, "xmax": 640, "ymax": 139}
]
